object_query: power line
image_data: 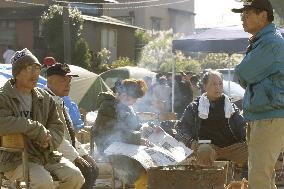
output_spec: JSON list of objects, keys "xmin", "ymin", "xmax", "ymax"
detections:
[
  {"xmin": 4, "ymin": 0, "xmax": 192, "ymax": 10},
  {"xmin": 55, "ymin": 0, "xmax": 163, "ymax": 5},
  {"xmin": 63, "ymin": 0, "xmax": 192, "ymax": 10},
  {"xmin": 4, "ymin": 0, "xmax": 45, "ymax": 6}
]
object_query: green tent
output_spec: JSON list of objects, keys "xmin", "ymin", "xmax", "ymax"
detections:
[
  {"xmin": 69, "ymin": 65, "xmax": 111, "ymax": 111},
  {"xmin": 100, "ymin": 66, "xmax": 156, "ymax": 88}
]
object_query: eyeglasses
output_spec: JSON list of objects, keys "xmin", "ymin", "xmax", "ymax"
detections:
[
  {"xmin": 25, "ymin": 65, "xmax": 42, "ymax": 74},
  {"xmin": 240, "ymin": 9, "xmax": 255, "ymax": 20}
]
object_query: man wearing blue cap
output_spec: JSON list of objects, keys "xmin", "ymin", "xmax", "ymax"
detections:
[{"xmin": 232, "ymin": 0, "xmax": 284, "ymax": 188}]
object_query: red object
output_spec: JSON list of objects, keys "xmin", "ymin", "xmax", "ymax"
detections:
[{"xmin": 43, "ymin": 57, "xmax": 56, "ymax": 67}]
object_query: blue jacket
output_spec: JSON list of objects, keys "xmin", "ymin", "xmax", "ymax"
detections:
[
  {"xmin": 175, "ymin": 96, "xmax": 246, "ymax": 148},
  {"xmin": 235, "ymin": 23, "xmax": 284, "ymax": 121}
]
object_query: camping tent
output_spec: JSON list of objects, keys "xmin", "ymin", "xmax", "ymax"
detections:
[
  {"xmin": 67, "ymin": 65, "xmax": 111, "ymax": 111},
  {"xmin": 100, "ymin": 66, "xmax": 156, "ymax": 88},
  {"xmin": 0, "ymin": 64, "xmax": 110, "ymax": 111}
]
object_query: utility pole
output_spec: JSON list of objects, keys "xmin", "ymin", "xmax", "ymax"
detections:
[{"xmin": 63, "ymin": 4, "xmax": 71, "ymax": 64}]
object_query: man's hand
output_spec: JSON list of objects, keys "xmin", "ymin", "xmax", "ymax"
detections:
[
  {"xmin": 37, "ymin": 131, "xmax": 52, "ymax": 148},
  {"xmin": 190, "ymin": 140, "xmax": 199, "ymax": 151},
  {"xmin": 74, "ymin": 156, "xmax": 91, "ymax": 169}
]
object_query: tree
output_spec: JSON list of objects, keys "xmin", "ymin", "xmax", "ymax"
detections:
[
  {"xmin": 138, "ymin": 30, "xmax": 242, "ymax": 73},
  {"xmin": 111, "ymin": 57, "xmax": 135, "ymax": 68},
  {"xmin": 138, "ymin": 30, "xmax": 178, "ymax": 72},
  {"xmin": 271, "ymin": 0, "xmax": 284, "ymax": 26},
  {"xmin": 200, "ymin": 53, "xmax": 242, "ymax": 70},
  {"xmin": 41, "ymin": 5, "xmax": 92, "ymax": 70}
]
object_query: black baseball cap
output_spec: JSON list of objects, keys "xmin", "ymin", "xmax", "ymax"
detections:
[
  {"xmin": 231, "ymin": 0, "xmax": 273, "ymax": 13},
  {"xmin": 46, "ymin": 63, "xmax": 79, "ymax": 77}
]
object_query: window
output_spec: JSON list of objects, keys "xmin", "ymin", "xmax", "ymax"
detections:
[
  {"xmin": 0, "ymin": 21, "xmax": 15, "ymax": 29},
  {"xmin": 0, "ymin": 20, "xmax": 16, "ymax": 47},
  {"xmin": 151, "ymin": 17, "xmax": 161, "ymax": 31},
  {"xmin": 70, "ymin": 3, "xmax": 100, "ymax": 16},
  {"xmin": 101, "ymin": 28, "xmax": 117, "ymax": 63}
]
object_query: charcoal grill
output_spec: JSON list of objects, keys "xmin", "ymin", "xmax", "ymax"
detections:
[{"xmin": 147, "ymin": 161, "xmax": 229, "ymax": 189}]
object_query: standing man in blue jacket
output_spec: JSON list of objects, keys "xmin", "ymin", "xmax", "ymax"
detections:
[{"xmin": 232, "ymin": 0, "xmax": 284, "ymax": 188}]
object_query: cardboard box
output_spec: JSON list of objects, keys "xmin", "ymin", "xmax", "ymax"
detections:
[
  {"xmin": 148, "ymin": 161, "xmax": 229, "ymax": 189},
  {"xmin": 1, "ymin": 134, "xmax": 24, "ymax": 148}
]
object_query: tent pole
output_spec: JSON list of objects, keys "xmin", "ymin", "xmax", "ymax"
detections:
[
  {"xmin": 228, "ymin": 54, "xmax": 232, "ymax": 96},
  {"xmin": 171, "ymin": 56, "xmax": 175, "ymax": 113}
]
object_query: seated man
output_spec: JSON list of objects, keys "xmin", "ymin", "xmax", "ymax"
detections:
[
  {"xmin": 175, "ymin": 71, "xmax": 247, "ymax": 166},
  {"xmin": 0, "ymin": 48, "xmax": 84, "ymax": 188},
  {"xmin": 45, "ymin": 63, "xmax": 99, "ymax": 189}
]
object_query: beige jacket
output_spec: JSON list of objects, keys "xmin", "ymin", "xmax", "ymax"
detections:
[{"xmin": 0, "ymin": 79, "xmax": 64, "ymax": 172}]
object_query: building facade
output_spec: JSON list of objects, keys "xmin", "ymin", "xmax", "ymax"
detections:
[
  {"xmin": 103, "ymin": 0, "xmax": 195, "ymax": 35},
  {"xmin": 0, "ymin": 0, "xmax": 138, "ymax": 65}
]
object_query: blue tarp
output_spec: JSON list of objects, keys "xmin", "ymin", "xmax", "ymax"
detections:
[
  {"xmin": 0, "ymin": 64, "xmax": 84, "ymax": 130},
  {"xmin": 173, "ymin": 25, "xmax": 284, "ymax": 54}
]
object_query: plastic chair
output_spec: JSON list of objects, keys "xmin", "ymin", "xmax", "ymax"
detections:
[{"xmin": 0, "ymin": 134, "xmax": 29, "ymax": 189}]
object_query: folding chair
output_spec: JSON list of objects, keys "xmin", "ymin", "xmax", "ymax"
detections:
[{"xmin": 0, "ymin": 134, "xmax": 29, "ymax": 189}]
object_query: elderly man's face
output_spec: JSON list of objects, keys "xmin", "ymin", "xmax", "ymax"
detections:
[
  {"xmin": 205, "ymin": 74, "xmax": 223, "ymax": 101},
  {"xmin": 16, "ymin": 63, "xmax": 41, "ymax": 91},
  {"xmin": 48, "ymin": 75, "xmax": 72, "ymax": 97},
  {"xmin": 241, "ymin": 9, "xmax": 267, "ymax": 35}
]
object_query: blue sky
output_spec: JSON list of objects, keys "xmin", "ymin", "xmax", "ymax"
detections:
[{"xmin": 195, "ymin": 0, "xmax": 243, "ymax": 28}]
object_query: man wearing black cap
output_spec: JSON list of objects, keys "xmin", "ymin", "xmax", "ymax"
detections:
[
  {"xmin": 46, "ymin": 63, "xmax": 99, "ymax": 189},
  {"xmin": 0, "ymin": 49, "xmax": 85, "ymax": 188},
  {"xmin": 232, "ymin": 0, "xmax": 284, "ymax": 188}
]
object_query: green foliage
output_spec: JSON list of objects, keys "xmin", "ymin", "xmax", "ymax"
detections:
[
  {"xmin": 271, "ymin": 0, "xmax": 284, "ymax": 26},
  {"xmin": 138, "ymin": 30, "xmax": 201, "ymax": 73},
  {"xmin": 41, "ymin": 5, "xmax": 91, "ymax": 70},
  {"xmin": 138, "ymin": 29, "xmax": 244, "ymax": 73},
  {"xmin": 200, "ymin": 53, "xmax": 243, "ymax": 70},
  {"xmin": 98, "ymin": 64, "xmax": 110, "ymax": 73},
  {"xmin": 135, "ymin": 29, "xmax": 151, "ymax": 45},
  {"xmin": 72, "ymin": 38, "xmax": 92, "ymax": 70},
  {"xmin": 111, "ymin": 57, "xmax": 135, "ymax": 68},
  {"xmin": 138, "ymin": 30, "xmax": 175, "ymax": 71}
]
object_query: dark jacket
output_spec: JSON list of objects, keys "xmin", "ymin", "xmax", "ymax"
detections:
[
  {"xmin": 175, "ymin": 96, "xmax": 246, "ymax": 148},
  {"xmin": 94, "ymin": 92, "xmax": 141, "ymax": 154}
]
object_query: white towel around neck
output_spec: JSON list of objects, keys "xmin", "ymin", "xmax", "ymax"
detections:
[{"xmin": 198, "ymin": 93, "xmax": 235, "ymax": 119}]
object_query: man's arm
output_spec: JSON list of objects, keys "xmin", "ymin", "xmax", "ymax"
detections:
[
  {"xmin": 235, "ymin": 42, "xmax": 280, "ymax": 85},
  {"xmin": 57, "ymin": 138, "xmax": 80, "ymax": 162},
  {"xmin": 229, "ymin": 103, "xmax": 246, "ymax": 142},
  {"xmin": 0, "ymin": 96, "xmax": 49, "ymax": 145},
  {"xmin": 175, "ymin": 103, "xmax": 198, "ymax": 147}
]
